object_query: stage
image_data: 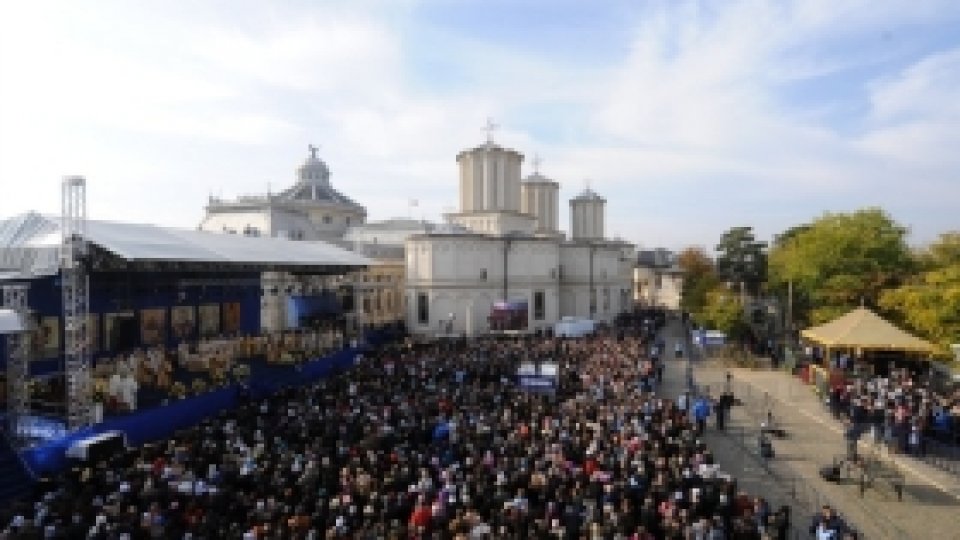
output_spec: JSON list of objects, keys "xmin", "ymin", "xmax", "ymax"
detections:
[{"xmin": 19, "ymin": 345, "xmax": 364, "ymax": 476}]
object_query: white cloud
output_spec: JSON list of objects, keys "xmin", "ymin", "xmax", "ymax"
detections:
[{"xmin": 1, "ymin": 0, "xmax": 958, "ymax": 251}]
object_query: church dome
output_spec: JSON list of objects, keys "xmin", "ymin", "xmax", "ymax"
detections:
[
  {"xmin": 297, "ymin": 145, "xmax": 330, "ymax": 186},
  {"xmin": 572, "ymin": 187, "xmax": 604, "ymax": 201},
  {"xmin": 276, "ymin": 145, "xmax": 364, "ymax": 210}
]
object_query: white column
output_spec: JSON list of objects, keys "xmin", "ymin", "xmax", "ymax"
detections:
[
  {"xmin": 551, "ymin": 188, "xmax": 558, "ymax": 232},
  {"xmin": 482, "ymin": 152, "xmax": 491, "ymax": 210},
  {"xmin": 496, "ymin": 154, "xmax": 505, "ymax": 210}
]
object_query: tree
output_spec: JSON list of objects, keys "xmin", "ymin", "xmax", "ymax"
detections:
[
  {"xmin": 698, "ymin": 289, "xmax": 750, "ymax": 340},
  {"xmin": 768, "ymin": 208, "xmax": 913, "ymax": 325},
  {"xmin": 917, "ymin": 231, "xmax": 960, "ymax": 270},
  {"xmin": 677, "ymin": 246, "xmax": 718, "ymax": 314},
  {"xmin": 715, "ymin": 226, "xmax": 767, "ymax": 298},
  {"xmin": 881, "ymin": 232, "xmax": 960, "ymax": 354}
]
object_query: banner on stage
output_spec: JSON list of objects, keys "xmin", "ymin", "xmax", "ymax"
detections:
[
  {"xmin": 140, "ymin": 308, "xmax": 167, "ymax": 345},
  {"xmin": 199, "ymin": 304, "xmax": 220, "ymax": 337},
  {"xmin": 104, "ymin": 312, "xmax": 134, "ymax": 350},
  {"xmin": 38, "ymin": 316, "xmax": 60, "ymax": 358},
  {"xmin": 172, "ymin": 306, "xmax": 196, "ymax": 340},
  {"xmin": 223, "ymin": 302, "xmax": 241, "ymax": 334},
  {"xmin": 85, "ymin": 314, "xmax": 100, "ymax": 353}
]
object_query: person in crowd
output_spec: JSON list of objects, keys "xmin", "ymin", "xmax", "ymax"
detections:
[
  {"xmin": 808, "ymin": 505, "xmax": 849, "ymax": 540},
  {"xmin": 2, "ymin": 312, "xmax": 782, "ymax": 540}
]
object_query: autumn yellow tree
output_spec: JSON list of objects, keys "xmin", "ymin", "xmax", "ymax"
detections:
[{"xmin": 880, "ymin": 232, "xmax": 960, "ymax": 354}]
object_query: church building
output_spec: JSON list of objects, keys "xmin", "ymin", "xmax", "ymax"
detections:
[
  {"xmin": 405, "ymin": 133, "xmax": 634, "ymax": 337},
  {"xmin": 198, "ymin": 147, "xmax": 410, "ymax": 333}
]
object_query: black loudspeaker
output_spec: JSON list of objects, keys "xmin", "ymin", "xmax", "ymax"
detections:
[{"xmin": 111, "ymin": 316, "xmax": 139, "ymax": 351}]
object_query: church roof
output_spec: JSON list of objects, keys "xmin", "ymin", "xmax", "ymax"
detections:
[
  {"xmin": 522, "ymin": 172, "xmax": 559, "ymax": 185},
  {"xmin": 279, "ymin": 145, "xmax": 363, "ymax": 208},
  {"xmin": 572, "ymin": 187, "xmax": 605, "ymax": 202},
  {"xmin": 276, "ymin": 182, "xmax": 363, "ymax": 207},
  {"xmin": 207, "ymin": 146, "xmax": 365, "ymax": 212},
  {"xmin": 346, "ymin": 218, "xmax": 437, "ymax": 232}
]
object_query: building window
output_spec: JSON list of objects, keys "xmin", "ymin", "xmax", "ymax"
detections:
[
  {"xmin": 363, "ymin": 297, "xmax": 371, "ymax": 314},
  {"xmin": 480, "ymin": 269, "xmax": 487, "ymax": 281},
  {"xmin": 603, "ymin": 288, "xmax": 610, "ymax": 311},
  {"xmin": 533, "ymin": 290, "xmax": 545, "ymax": 320},
  {"xmin": 323, "ymin": 215, "xmax": 332, "ymax": 224},
  {"xmin": 416, "ymin": 292, "xmax": 429, "ymax": 324},
  {"xmin": 654, "ymin": 275, "xmax": 663, "ymax": 289},
  {"xmin": 345, "ymin": 216, "xmax": 351, "ymax": 226},
  {"xmin": 550, "ymin": 268, "xmax": 557, "ymax": 279}
]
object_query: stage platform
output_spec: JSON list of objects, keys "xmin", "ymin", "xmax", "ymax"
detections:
[{"xmin": 19, "ymin": 346, "xmax": 365, "ymax": 477}]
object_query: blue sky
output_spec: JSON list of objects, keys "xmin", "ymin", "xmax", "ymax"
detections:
[{"xmin": 1, "ymin": 0, "xmax": 958, "ymax": 251}]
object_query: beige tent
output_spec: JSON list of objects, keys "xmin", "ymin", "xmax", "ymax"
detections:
[{"xmin": 801, "ymin": 307, "xmax": 935, "ymax": 354}]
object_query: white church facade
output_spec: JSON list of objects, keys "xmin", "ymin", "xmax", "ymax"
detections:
[{"xmin": 405, "ymin": 137, "xmax": 635, "ymax": 338}]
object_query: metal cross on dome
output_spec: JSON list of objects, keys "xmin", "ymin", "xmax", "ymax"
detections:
[
  {"xmin": 482, "ymin": 117, "xmax": 499, "ymax": 144},
  {"xmin": 532, "ymin": 153, "xmax": 542, "ymax": 174},
  {"xmin": 308, "ymin": 144, "xmax": 320, "ymax": 159}
]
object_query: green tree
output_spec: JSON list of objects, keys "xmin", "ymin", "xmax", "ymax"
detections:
[
  {"xmin": 917, "ymin": 231, "xmax": 960, "ymax": 270},
  {"xmin": 698, "ymin": 288, "xmax": 750, "ymax": 340},
  {"xmin": 768, "ymin": 208, "xmax": 912, "ymax": 325},
  {"xmin": 715, "ymin": 226, "xmax": 767, "ymax": 297},
  {"xmin": 677, "ymin": 246, "xmax": 718, "ymax": 314},
  {"xmin": 880, "ymin": 232, "xmax": 960, "ymax": 354}
]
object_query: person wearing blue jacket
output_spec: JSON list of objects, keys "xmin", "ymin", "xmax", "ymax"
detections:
[{"xmin": 693, "ymin": 396, "xmax": 712, "ymax": 435}]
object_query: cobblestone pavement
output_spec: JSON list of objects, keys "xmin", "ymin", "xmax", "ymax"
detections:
[{"xmin": 654, "ymin": 319, "xmax": 960, "ymax": 539}]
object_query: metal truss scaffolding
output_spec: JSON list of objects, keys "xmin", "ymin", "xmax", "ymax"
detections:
[
  {"xmin": 2, "ymin": 284, "xmax": 30, "ymax": 438},
  {"xmin": 61, "ymin": 176, "xmax": 93, "ymax": 429}
]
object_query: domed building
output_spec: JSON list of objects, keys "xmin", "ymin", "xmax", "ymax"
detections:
[
  {"xmin": 199, "ymin": 145, "xmax": 366, "ymax": 241},
  {"xmin": 405, "ymin": 136, "xmax": 635, "ymax": 337},
  {"xmin": 199, "ymin": 146, "xmax": 379, "ymax": 332}
]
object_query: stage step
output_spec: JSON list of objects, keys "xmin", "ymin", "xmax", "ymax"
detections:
[{"xmin": 0, "ymin": 436, "xmax": 34, "ymax": 507}]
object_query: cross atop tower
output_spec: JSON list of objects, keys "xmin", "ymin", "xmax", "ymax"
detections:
[
  {"xmin": 308, "ymin": 144, "xmax": 320, "ymax": 160},
  {"xmin": 482, "ymin": 117, "xmax": 499, "ymax": 144},
  {"xmin": 532, "ymin": 153, "xmax": 542, "ymax": 174}
]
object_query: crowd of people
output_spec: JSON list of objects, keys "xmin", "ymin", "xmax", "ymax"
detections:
[
  {"xmin": 826, "ymin": 364, "xmax": 960, "ymax": 456},
  {"xmin": 2, "ymin": 319, "xmax": 791, "ymax": 539}
]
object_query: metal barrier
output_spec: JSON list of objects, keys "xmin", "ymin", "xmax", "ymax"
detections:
[
  {"xmin": 723, "ymin": 373, "xmax": 914, "ymax": 539},
  {"xmin": 918, "ymin": 435, "xmax": 960, "ymax": 477}
]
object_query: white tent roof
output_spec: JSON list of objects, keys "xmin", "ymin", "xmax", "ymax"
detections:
[{"xmin": 0, "ymin": 212, "xmax": 370, "ymax": 278}]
